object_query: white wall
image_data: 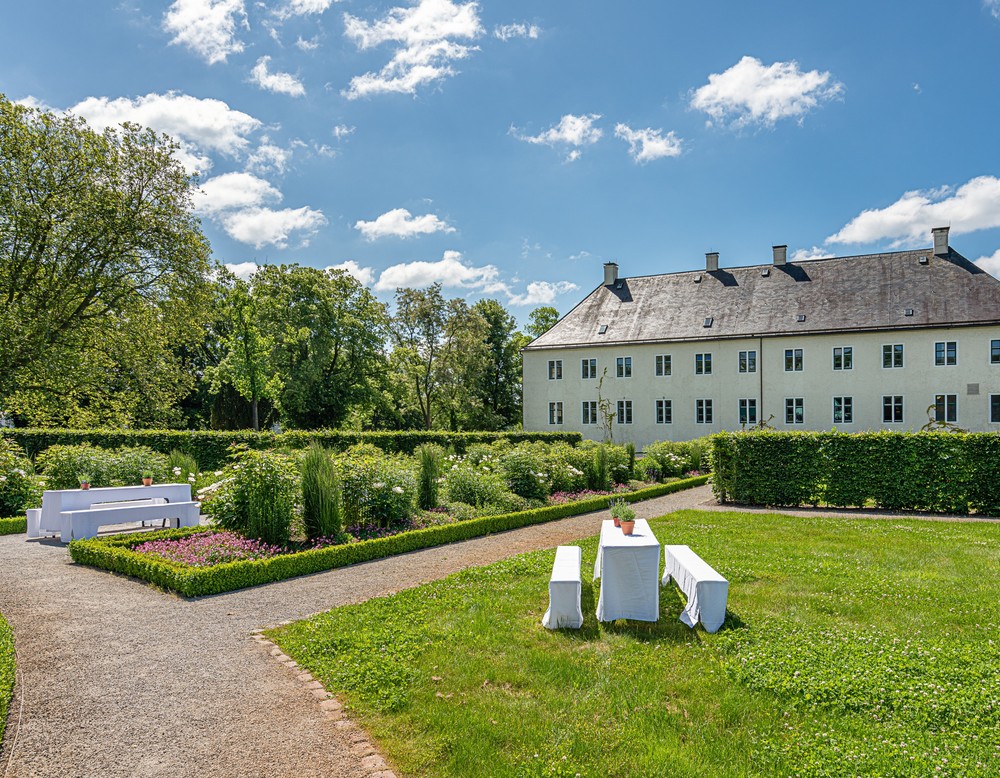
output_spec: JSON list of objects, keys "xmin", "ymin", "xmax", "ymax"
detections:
[{"xmin": 523, "ymin": 324, "xmax": 1000, "ymax": 449}]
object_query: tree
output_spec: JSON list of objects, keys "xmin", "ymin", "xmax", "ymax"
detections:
[
  {"xmin": 525, "ymin": 306, "xmax": 560, "ymax": 339},
  {"xmin": 0, "ymin": 94, "xmax": 213, "ymax": 424},
  {"xmin": 471, "ymin": 298, "xmax": 522, "ymax": 429}
]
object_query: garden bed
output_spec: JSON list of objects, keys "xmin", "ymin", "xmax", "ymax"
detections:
[{"xmin": 68, "ymin": 476, "xmax": 708, "ymax": 597}]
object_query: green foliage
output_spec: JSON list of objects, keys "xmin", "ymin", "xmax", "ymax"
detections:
[
  {"xmin": 711, "ymin": 430, "xmax": 1000, "ymax": 514},
  {"xmin": 204, "ymin": 448, "xmax": 299, "ymax": 545},
  {"xmin": 608, "ymin": 498, "xmax": 635, "ymax": 521},
  {"xmin": 641, "ymin": 441, "xmax": 689, "ymax": 478},
  {"xmin": 525, "ymin": 306, "xmax": 559, "ymax": 339},
  {"xmin": 7, "ymin": 429, "xmax": 581, "ymax": 470},
  {"xmin": 536, "ymin": 442, "xmax": 588, "ymax": 494},
  {"xmin": 335, "ymin": 447, "xmax": 416, "ymax": 528},
  {"xmin": 301, "ymin": 443, "xmax": 342, "ymax": 540},
  {"xmin": 499, "ymin": 447, "xmax": 548, "ymax": 501},
  {"xmin": 443, "ymin": 462, "xmax": 509, "ymax": 509},
  {"xmin": 416, "ymin": 444, "xmax": 443, "ymax": 510},
  {"xmin": 36, "ymin": 444, "xmax": 169, "ymax": 490},
  {"xmin": 625, "ymin": 441, "xmax": 636, "ymax": 479},
  {"xmin": 0, "ymin": 516, "xmax": 27, "ymax": 535},
  {"xmin": 167, "ymin": 449, "xmax": 199, "ymax": 482},
  {"xmin": 0, "ymin": 437, "xmax": 40, "ymax": 515},
  {"xmin": 587, "ymin": 444, "xmax": 611, "ymax": 491},
  {"xmin": 470, "ymin": 299, "xmax": 523, "ymax": 430},
  {"xmin": 0, "ymin": 612, "xmax": 13, "ymax": 745},
  {"xmin": 68, "ymin": 475, "xmax": 709, "ymax": 596}
]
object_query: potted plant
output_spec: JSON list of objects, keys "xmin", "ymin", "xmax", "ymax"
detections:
[
  {"xmin": 609, "ymin": 499, "xmax": 636, "ymax": 533},
  {"xmin": 142, "ymin": 470, "xmax": 154, "ymax": 486},
  {"xmin": 78, "ymin": 474, "xmax": 91, "ymax": 491}
]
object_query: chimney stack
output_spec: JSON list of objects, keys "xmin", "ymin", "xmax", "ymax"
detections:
[
  {"xmin": 932, "ymin": 226, "xmax": 950, "ymax": 257},
  {"xmin": 705, "ymin": 252, "xmax": 719, "ymax": 272},
  {"xmin": 772, "ymin": 245, "xmax": 788, "ymax": 266},
  {"xmin": 603, "ymin": 261, "xmax": 619, "ymax": 286}
]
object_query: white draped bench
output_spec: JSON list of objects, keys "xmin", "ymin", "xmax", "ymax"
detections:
[
  {"xmin": 542, "ymin": 545, "xmax": 583, "ymax": 629},
  {"xmin": 661, "ymin": 544, "xmax": 729, "ymax": 633}
]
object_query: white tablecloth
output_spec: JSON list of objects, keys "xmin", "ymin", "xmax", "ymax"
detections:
[
  {"xmin": 661, "ymin": 544, "xmax": 729, "ymax": 633},
  {"xmin": 542, "ymin": 545, "xmax": 583, "ymax": 629},
  {"xmin": 593, "ymin": 519, "xmax": 660, "ymax": 622},
  {"xmin": 31, "ymin": 484, "xmax": 191, "ymax": 539}
]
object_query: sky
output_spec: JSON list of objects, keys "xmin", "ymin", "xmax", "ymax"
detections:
[{"xmin": 4, "ymin": 0, "xmax": 1000, "ymax": 322}]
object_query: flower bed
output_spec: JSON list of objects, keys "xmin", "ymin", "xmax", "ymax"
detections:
[{"xmin": 68, "ymin": 475, "xmax": 709, "ymax": 597}]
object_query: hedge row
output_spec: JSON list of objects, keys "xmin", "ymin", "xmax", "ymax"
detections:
[
  {"xmin": 6, "ymin": 429, "xmax": 583, "ymax": 470},
  {"xmin": 0, "ymin": 517, "xmax": 26, "ymax": 536},
  {"xmin": 711, "ymin": 430, "xmax": 1000, "ymax": 515},
  {"xmin": 0, "ymin": 611, "xmax": 13, "ymax": 746},
  {"xmin": 69, "ymin": 474, "xmax": 710, "ymax": 597}
]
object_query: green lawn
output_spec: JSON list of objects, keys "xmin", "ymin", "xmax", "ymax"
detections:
[
  {"xmin": 269, "ymin": 509, "xmax": 1000, "ymax": 777},
  {"xmin": 0, "ymin": 612, "xmax": 14, "ymax": 747}
]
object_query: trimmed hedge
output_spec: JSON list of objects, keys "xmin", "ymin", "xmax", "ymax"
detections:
[
  {"xmin": 711, "ymin": 430, "xmax": 1000, "ymax": 515},
  {"xmin": 0, "ymin": 611, "xmax": 13, "ymax": 746},
  {"xmin": 69, "ymin": 474, "xmax": 710, "ymax": 597},
  {"xmin": 0, "ymin": 517, "xmax": 26, "ymax": 536},
  {"xmin": 7, "ymin": 429, "xmax": 583, "ymax": 470}
]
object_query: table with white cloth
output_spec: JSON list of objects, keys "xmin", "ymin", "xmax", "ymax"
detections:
[
  {"xmin": 592, "ymin": 519, "xmax": 660, "ymax": 622},
  {"xmin": 661, "ymin": 544, "xmax": 729, "ymax": 633}
]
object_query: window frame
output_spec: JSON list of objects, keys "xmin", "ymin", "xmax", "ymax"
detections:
[
  {"xmin": 695, "ymin": 352, "xmax": 713, "ymax": 375},
  {"xmin": 882, "ymin": 344, "xmax": 904, "ymax": 369},
  {"xmin": 548, "ymin": 401, "xmax": 563, "ymax": 425},
  {"xmin": 882, "ymin": 395, "xmax": 904, "ymax": 423},
  {"xmin": 655, "ymin": 354, "xmax": 672, "ymax": 377},
  {"xmin": 992, "ymin": 339, "xmax": 1000, "ymax": 365},
  {"xmin": 784, "ymin": 397, "xmax": 804, "ymax": 425},
  {"xmin": 934, "ymin": 341, "xmax": 958, "ymax": 367},
  {"xmin": 832, "ymin": 346, "xmax": 853, "ymax": 371},
  {"xmin": 616, "ymin": 356, "xmax": 632, "ymax": 378},
  {"xmin": 547, "ymin": 359, "xmax": 563, "ymax": 380},
  {"xmin": 655, "ymin": 398, "xmax": 672, "ymax": 424},
  {"xmin": 991, "ymin": 394, "xmax": 1000, "ymax": 424},
  {"xmin": 934, "ymin": 393, "xmax": 958, "ymax": 423},
  {"xmin": 581, "ymin": 358, "xmax": 597, "ymax": 379},
  {"xmin": 739, "ymin": 398, "xmax": 757, "ymax": 426},
  {"xmin": 738, "ymin": 350, "xmax": 757, "ymax": 374},
  {"xmin": 581, "ymin": 400, "xmax": 597, "ymax": 425},
  {"xmin": 695, "ymin": 398, "xmax": 713, "ymax": 424},
  {"xmin": 833, "ymin": 396, "xmax": 854, "ymax": 424},
  {"xmin": 616, "ymin": 399, "xmax": 633, "ymax": 425}
]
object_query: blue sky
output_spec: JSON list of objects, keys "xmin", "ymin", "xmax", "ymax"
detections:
[{"xmin": 4, "ymin": 0, "xmax": 1000, "ymax": 320}]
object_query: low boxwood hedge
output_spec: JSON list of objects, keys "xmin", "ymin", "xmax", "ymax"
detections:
[
  {"xmin": 0, "ymin": 517, "xmax": 26, "ymax": 536},
  {"xmin": 0, "ymin": 612, "xmax": 13, "ymax": 745},
  {"xmin": 69, "ymin": 475, "xmax": 709, "ymax": 597},
  {"xmin": 7, "ymin": 429, "xmax": 583, "ymax": 470}
]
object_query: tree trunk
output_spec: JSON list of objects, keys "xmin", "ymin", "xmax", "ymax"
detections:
[{"xmin": 252, "ymin": 397, "xmax": 260, "ymax": 432}]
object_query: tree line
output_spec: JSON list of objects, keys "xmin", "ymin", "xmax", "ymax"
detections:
[{"xmin": 0, "ymin": 94, "xmax": 560, "ymax": 432}]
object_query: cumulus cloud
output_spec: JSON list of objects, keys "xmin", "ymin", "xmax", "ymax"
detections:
[
  {"xmin": 827, "ymin": 176, "xmax": 1000, "ymax": 246},
  {"xmin": 224, "ymin": 261, "xmax": 259, "ymax": 280},
  {"xmin": 355, "ymin": 208, "xmax": 455, "ymax": 240},
  {"xmin": 690, "ymin": 56, "xmax": 843, "ymax": 128},
  {"xmin": 507, "ymin": 281, "xmax": 579, "ymax": 306},
  {"xmin": 247, "ymin": 140, "xmax": 293, "ymax": 174},
  {"xmin": 494, "ymin": 22, "xmax": 539, "ymax": 41},
  {"xmin": 790, "ymin": 246, "xmax": 835, "ymax": 262},
  {"xmin": 514, "ymin": 113, "xmax": 603, "ymax": 161},
  {"xmin": 333, "ymin": 124, "xmax": 355, "ymax": 139},
  {"xmin": 342, "ymin": 0, "xmax": 483, "ymax": 99},
  {"xmin": 196, "ymin": 172, "xmax": 281, "ymax": 215},
  {"xmin": 975, "ymin": 249, "xmax": 1000, "ymax": 278},
  {"xmin": 614, "ymin": 123, "xmax": 682, "ymax": 163},
  {"xmin": 375, "ymin": 250, "xmax": 499, "ymax": 291},
  {"xmin": 276, "ymin": 0, "xmax": 339, "ymax": 19},
  {"xmin": 250, "ymin": 56, "xmax": 306, "ymax": 96},
  {"xmin": 163, "ymin": 0, "xmax": 247, "ymax": 64},
  {"xmin": 326, "ymin": 260, "xmax": 376, "ymax": 285},
  {"xmin": 296, "ymin": 36, "xmax": 321, "ymax": 50},
  {"xmin": 220, "ymin": 206, "xmax": 328, "ymax": 249}
]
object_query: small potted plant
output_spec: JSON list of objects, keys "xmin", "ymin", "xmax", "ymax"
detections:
[
  {"xmin": 78, "ymin": 474, "xmax": 91, "ymax": 491},
  {"xmin": 609, "ymin": 499, "xmax": 636, "ymax": 533},
  {"xmin": 142, "ymin": 470, "xmax": 154, "ymax": 486}
]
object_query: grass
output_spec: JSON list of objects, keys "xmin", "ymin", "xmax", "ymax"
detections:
[
  {"xmin": 269, "ymin": 509, "xmax": 1000, "ymax": 777},
  {"xmin": 0, "ymin": 612, "xmax": 14, "ymax": 747}
]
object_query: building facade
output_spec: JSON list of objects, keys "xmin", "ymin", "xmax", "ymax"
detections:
[{"xmin": 522, "ymin": 228, "xmax": 1000, "ymax": 449}]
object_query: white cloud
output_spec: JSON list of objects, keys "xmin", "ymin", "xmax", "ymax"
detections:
[
  {"xmin": 514, "ymin": 113, "xmax": 603, "ymax": 161},
  {"xmin": 195, "ymin": 172, "xmax": 281, "ymax": 216},
  {"xmin": 296, "ymin": 36, "xmax": 321, "ymax": 51},
  {"xmin": 225, "ymin": 261, "xmax": 259, "ymax": 280},
  {"xmin": 507, "ymin": 281, "xmax": 578, "ymax": 306},
  {"xmin": 250, "ymin": 56, "xmax": 306, "ymax": 96},
  {"xmin": 375, "ymin": 250, "xmax": 498, "ymax": 291},
  {"xmin": 986, "ymin": 0, "xmax": 1000, "ymax": 19},
  {"xmin": 494, "ymin": 23, "xmax": 539, "ymax": 41},
  {"xmin": 247, "ymin": 140, "xmax": 293, "ymax": 174},
  {"xmin": 355, "ymin": 208, "xmax": 455, "ymax": 240},
  {"xmin": 690, "ymin": 56, "xmax": 843, "ymax": 128},
  {"xmin": 221, "ymin": 206, "xmax": 328, "ymax": 249},
  {"xmin": 975, "ymin": 249, "xmax": 1000, "ymax": 278},
  {"xmin": 568, "ymin": 250, "xmax": 593, "ymax": 261},
  {"xmin": 790, "ymin": 246, "xmax": 835, "ymax": 262},
  {"xmin": 326, "ymin": 260, "xmax": 376, "ymax": 285},
  {"xmin": 333, "ymin": 124, "xmax": 355, "ymax": 139},
  {"xmin": 614, "ymin": 123, "xmax": 682, "ymax": 163},
  {"xmin": 342, "ymin": 0, "xmax": 483, "ymax": 99},
  {"xmin": 163, "ymin": 0, "xmax": 247, "ymax": 64},
  {"xmin": 827, "ymin": 176, "xmax": 1000, "ymax": 246},
  {"xmin": 277, "ymin": 0, "xmax": 338, "ymax": 19}
]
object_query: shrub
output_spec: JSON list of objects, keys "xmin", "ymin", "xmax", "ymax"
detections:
[
  {"xmin": 443, "ymin": 462, "xmax": 509, "ymax": 508},
  {"xmin": 416, "ymin": 444, "xmax": 443, "ymax": 510},
  {"xmin": 204, "ymin": 448, "xmax": 299, "ymax": 546},
  {"xmin": 625, "ymin": 441, "xmax": 637, "ymax": 479},
  {"xmin": 543, "ymin": 443, "xmax": 588, "ymax": 494},
  {"xmin": 500, "ymin": 447, "xmax": 549, "ymax": 501},
  {"xmin": 335, "ymin": 448, "xmax": 415, "ymax": 528},
  {"xmin": 36, "ymin": 444, "xmax": 169, "ymax": 490},
  {"xmin": 0, "ymin": 437, "xmax": 40, "ymax": 515},
  {"xmin": 643, "ymin": 441, "xmax": 691, "ymax": 478},
  {"xmin": 587, "ymin": 445, "xmax": 611, "ymax": 491},
  {"xmin": 167, "ymin": 449, "xmax": 199, "ymax": 483},
  {"xmin": 301, "ymin": 443, "xmax": 342, "ymax": 540}
]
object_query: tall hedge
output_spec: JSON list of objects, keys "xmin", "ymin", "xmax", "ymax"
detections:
[
  {"xmin": 6, "ymin": 429, "xmax": 582, "ymax": 470},
  {"xmin": 711, "ymin": 430, "xmax": 1000, "ymax": 515}
]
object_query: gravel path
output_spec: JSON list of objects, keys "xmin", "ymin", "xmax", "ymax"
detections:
[{"xmin": 0, "ymin": 485, "xmax": 711, "ymax": 778}]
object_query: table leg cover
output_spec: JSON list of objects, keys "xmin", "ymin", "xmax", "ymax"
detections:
[
  {"xmin": 662, "ymin": 545, "xmax": 729, "ymax": 633},
  {"xmin": 542, "ymin": 546, "xmax": 583, "ymax": 629}
]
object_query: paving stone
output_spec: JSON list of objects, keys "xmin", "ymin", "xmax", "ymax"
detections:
[
  {"xmin": 370, "ymin": 771, "xmax": 397, "ymax": 778},
  {"xmin": 304, "ymin": 680, "xmax": 324, "ymax": 690},
  {"xmin": 320, "ymin": 699, "xmax": 342, "ymax": 712},
  {"xmin": 361, "ymin": 755, "xmax": 387, "ymax": 771},
  {"xmin": 297, "ymin": 672, "xmax": 314, "ymax": 682},
  {"xmin": 311, "ymin": 688, "xmax": 330, "ymax": 699}
]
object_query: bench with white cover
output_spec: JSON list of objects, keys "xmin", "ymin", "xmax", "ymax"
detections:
[
  {"xmin": 661, "ymin": 544, "xmax": 729, "ymax": 633},
  {"xmin": 542, "ymin": 545, "xmax": 583, "ymax": 629}
]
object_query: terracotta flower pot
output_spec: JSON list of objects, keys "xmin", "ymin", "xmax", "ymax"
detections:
[
  {"xmin": 80, "ymin": 483, "xmax": 90, "ymax": 491},
  {"xmin": 613, "ymin": 516, "xmax": 621, "ymax": 527},
  {"xmin": 620, "ymin": 519, "xmax": 636, "ymax": 535},
  {"xmin": 142, "ymin": 477, "xmax": 153, "ymax": 486}
]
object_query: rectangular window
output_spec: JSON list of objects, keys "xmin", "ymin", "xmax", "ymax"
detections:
[
  {"xmin": 695, "ymin": 399, "xmax": 713, "ymax": 424},
  {"xmin": 833, "ymin": 346, "xmax": 853, "ymax": 370},
  {"xmin": 739, "ymin": 398, "xmax": 757, "ymax": 426},
  {"xmin": 882, "ymin": 344, "xmax": 904, "ymax": 368},
  {"xmin": 581, "ymin": 358, "xmax": 597, "ymax": 379},
  {"xmin": 882, "ymin": 395, "xmax": 904, "ymax": 423},
  {"xmin": 655, "ymin": 354, "xmax": 672, "ymax": 376},
  {"xmin": 695, "ymin": 353, "xmax": 713, "ymax": 375},
  {"xmin": 581, "ymin": 401, "xmax": 598, "ymax": 425},
  {"xmin": 992, "ymin": 340, "xmax": 1000, "ymax": 365},
  {"xmin": 655, "ymin": 399, "xmax": 672, "ymax": 424},
  {"xmin": 548, "ymin": 401, "xmax": 563, "ymax": 425},
  {"xmin": 784, "ymin": 348, "xmax": 803, "ymax": 371},
  {"xmin": 547, "ymin": 360, "xmax": 562, "ymax": 380},
  {"xmin": 785, "ymin": 397, "xmax": 804, "ymax": 424},
  {"xmin": 616, "ymin": 356, "xmax": 632, "ymax": 378},
  {"xmin": 833, "ymin": 396, "xmax": 854, "ymax": 424},
  {"xmin": 991, "ymin": 395, "xmax": 1000, "ymax": 423},
  {"xmin": 934, "ymin": 394, "xmax": 957, "ymax": 423},
  {"xmin": 739, "ymin": 350, "xmax": 757, "ymax": 373},
  {"xmin": 935, "ymin": 341, "xmax": 958, "ymax": 366},
  {"xmin": 617, "ymin": 399, "xmax": 633, "ymax": 425}
]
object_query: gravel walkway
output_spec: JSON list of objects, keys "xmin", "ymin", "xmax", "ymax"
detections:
[{"xmin": 0, "ymin": 485, "xmax": 711, "ymax": 778}]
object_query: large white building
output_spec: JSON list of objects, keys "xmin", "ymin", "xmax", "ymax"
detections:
[{"xmin": 522, "ymin": 228, "xmax": 1000, "ymax": 448}]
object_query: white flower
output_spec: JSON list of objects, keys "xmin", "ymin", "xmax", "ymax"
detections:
[
  {"xmin": 0, "ymin": 476, "xmax": 6, "ymax": 482},
  {"xmin": 373, "ymin": 482, "xmax": 385, "ymax": 489},
  {"xmin": 392, "ymin": 486, "xmax": 404, "ymax": 494},
  {"xmin": 172, "ymin": 467, "xmax": 182, "ymax": 475},
  {"xmin": 214, "ymin": 471, "xmax": 222, "ymax": 476},
  {"xmin": 188, "ymin": 475, "xmax": 196, "ymax": 482},
  {"xmin": 15, "ymin": 469, "xmax": 26, "ymax": 477}
]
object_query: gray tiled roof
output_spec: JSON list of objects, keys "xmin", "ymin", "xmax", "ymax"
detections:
[{"xmin": 524, "ymin": 248, "xmax": 1000, "ymax": 350}]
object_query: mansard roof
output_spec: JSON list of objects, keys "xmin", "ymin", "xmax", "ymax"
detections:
[{"xmin": 524, "ymin": 247, "xmax": 1000, "ymax": 350}]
